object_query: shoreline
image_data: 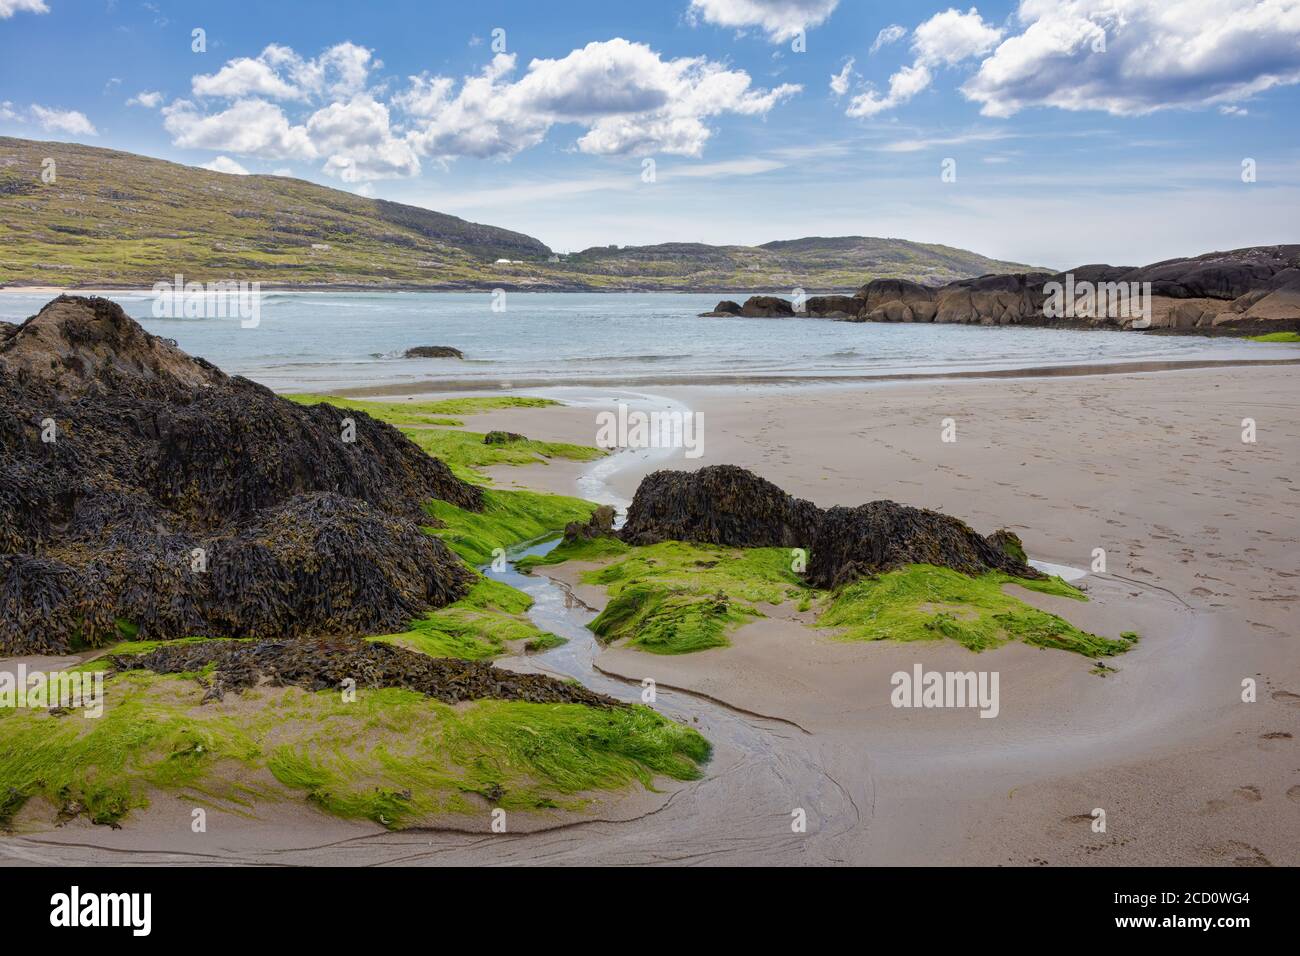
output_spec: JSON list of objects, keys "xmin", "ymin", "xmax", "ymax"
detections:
[{"xmin": 328, "ymin": 355, "xmax": 1300, "ymax": 397}]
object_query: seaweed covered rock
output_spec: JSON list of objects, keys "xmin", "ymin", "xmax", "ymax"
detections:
[
  {"xmin": 564, "ymin": 504, "xmax": 617, "ymax": 542},
  {"xmin": 112, "ymin": 635, "xmax": 622, "ymax": 706},
  {"xmin": 483, "ymin": 430, "xmax": 526, "ymax": 445},
  {"xmin": 0, "ymin": 296, "xmax": 483, "ymax": 654},
  {"xmin": 620, "ymin": 465, "xmax": 821, "ymax": 548},
  {"xmin": 804, "ymin": 502, "xmax": 1041, "ymax": 589},
  {"xmin": 620, "ymin": 465, "xmax": 1041, "ymax": 589}
]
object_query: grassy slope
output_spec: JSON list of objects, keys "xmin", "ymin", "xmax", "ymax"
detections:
[{"xmin": 1, "ymin": 137, "xmax": 1041, "ymax": 291}]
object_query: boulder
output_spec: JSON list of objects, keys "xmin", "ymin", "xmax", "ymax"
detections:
[
  {"xmin": 620, "ymin": 465, "xmax": 821, "ymax": 549},
  {"xmin": 0, "ymin": 296, "xmax": 483, "ymax": 654},
  {"xmin": 699, "ymin": 299, "xmax": 743, "ymax": 317},
  {"xmin": 483, "ymin": 430, "xmax": 526, "ymax": 445},
  {"xmin": 738, "ymin": 295, "xmax": 795, "ymax": 317},
  {"xmin": 403, "ymin": 345, "xmax": 463, "ymax": 359},
  {"xmin": 620, "ymin": 465, "xmax": 1040, "ymax": 590}
]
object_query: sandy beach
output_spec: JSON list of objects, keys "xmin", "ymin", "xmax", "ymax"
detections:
[{"xmin": 6, "ymin": 361, "xmax": 1295, "ymax": 867}]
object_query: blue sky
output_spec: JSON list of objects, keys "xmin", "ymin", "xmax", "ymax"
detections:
[{"xmin": 1, "ymin": 0, "xmax": 1298, "ymax": 268}]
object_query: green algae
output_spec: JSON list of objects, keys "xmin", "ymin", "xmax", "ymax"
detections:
[
  {"xmin": 0, "ymin": 671, "xmax": 710, "ymax": 830},
  {"xmin": 818, "ymin": 564, "xmax": 1136, "ymax": 656},
  {"xmin": 424, "ymin": 489, "xmax": 597, "ymax": 565}
]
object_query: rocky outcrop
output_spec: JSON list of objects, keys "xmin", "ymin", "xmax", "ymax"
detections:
[
  {"xmin": 620, "ymin": 465, "xmax": 1040, "ymax": 588},
  {"xmin": 706, "ymin": 245, "xmax": 1300, "ymax": 334},
  {"xmin": 0, "ymin": 296, "xmax": 482, "ymax": 654},
  {"xmin": 699, "ymin": 300, "xmax": 742, "ymax": 317},
  {"xmin": 805, "ymin": 502, "xmax": 1039, "ymax": 589},
  {"xmin": 404, "ymin": 345, "xmax": 463, "ymax": 359},
  {"xmin": 114, "ymin": 635, "xmax": 622, "ymax": 706},
  {"xmin": 620, "ymin": 465, "xmax": 821, "ymax": 549}
]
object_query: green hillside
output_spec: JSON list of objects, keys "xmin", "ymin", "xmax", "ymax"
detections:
[{"xmin": 0, "ymin": 137, "xmax": 1040, "ymax": 291}]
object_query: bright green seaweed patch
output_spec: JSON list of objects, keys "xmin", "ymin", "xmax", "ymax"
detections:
[
  {"xmin": 1248, "ymin": 331, "xmax": 1300, "ymax": 343},
  {"xmin": 283, "ymin": 393, "xmax": 559, "ymax": 423},
  {"xmin": 579, "ymin": 542, "xmax": 808, "ymax": 655},
  {"xmin": 425, "ymin": 488, "xmax": 597, "ymax": 565},
  {"xmin": 373, "ymin": 575, "xmax": 558, "ymax": 660},
  {"xmin": 0, "ymin": 672, "xmax": 710, "ymax": 830},
  {"xmin": 401, "ymin": 427, "xmax": 604, "ymax": 483},
  {"xmin": 516, "ymin": 534, "xmax": 630, "ymax": 570},
  {"xmin": 817, "ymin": 564, "xmax": 1135, "ymax": 656}
]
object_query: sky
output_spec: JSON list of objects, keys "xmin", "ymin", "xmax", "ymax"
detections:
[{"xmin": 1, "ymin": 0, "xmax": 1298, "ymax": 269}]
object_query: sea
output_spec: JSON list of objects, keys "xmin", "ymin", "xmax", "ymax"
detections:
[{"xmin": 1, "ymin": 290, "xmax": 1292, "ymax": 393}]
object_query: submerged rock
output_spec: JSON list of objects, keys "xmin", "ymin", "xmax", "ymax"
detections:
[
  {"xmin": 403, "ymin": 345, "xmax": 464, "ymax": 359},
  {"xmin": 620, "ymin": 465, "xmax": 1040, "ymax": 588},
  {"xmin": 113, "ymin": 636, "xmax": 623, "ymax": 707},
  {"xmin": 0, "ymin": 296, "xmax": 483, "ymax": 654}
]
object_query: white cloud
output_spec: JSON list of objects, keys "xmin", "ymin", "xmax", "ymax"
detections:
[
  {"xmin": 0, "ymin": 100, "xmax": 19, "ymax": 121},
  {"xmin": 193, "ymin": 56, "xmax": 304, "ymax": 100},
  {"xmin": 190, "ymin": 41, "xmax": 377, "ymax": 102},
  {"xmin": 30, "ymin": 105, "xmax": 97, "ymax": 136},
  {"xmin": 127, "ymin": 90, "xmax": 164, "ymax": 109},
  {"xmin": 200, "ymin": 155, "xmax": 250, "ymax": 175},
  {"xmin": 403, "ymin": 39, "xmax": 800, "ymax": 159},
  {"xmin": 829, "ymin": 58, "xmax": 855, "ymax": 96},
  {"xmin": 166, "ymin": 43, "xmax": 410, "ymax": 180},
  {"xmin": 870, "ymin": 24, "xmax": 907, "ymax": 54},
  {"xmin": 687, "ymin": 0, "xmax": 840, "ymax": 42},
  {"xmin": 847, "ymin": 7, "xmax": 1001, "ymax": 117},
  {"xmin": 0, "ymin": 0, "xmax": 48, "ymax": 18},
  {"xmin": 163, "ymin": 38, "xmax": 797, "ymax": 179},
  {"xmin": 963, "ymin": 0, "xmax": 1300, "ymax": 117},
  {"xmin": 163, "ymin": 97, "xmax": 314, "ymax": 159}
]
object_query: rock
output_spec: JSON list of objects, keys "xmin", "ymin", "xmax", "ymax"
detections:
[
  {"xmin": 738, "ymin": 295, "xmax": 795, "ymax": 318},
  {"xmin": 620, "ymin": 465, "xmax": 1040, "ymax": 589},
  {"xmin": 805, "ymin": 502, "xmax": 1041, "ymax": 589},
  {"xmin": 805, "ymin": 295, "xmax": 860, "ymax": 318},
  {"xmin": 0, "ymin": 296, "xmax": 483, "ymax": 655},
  {"xmin": 483, "ymin": 430, "xmax": 526, "ymax": 445},
  {"xmin": 113, "ymin": 636, "xmax": 623, "ymax": 707},
  {"xmin": 564, "ymin": 504, "xmax": 617, "ymax": 542},
  {"xmin": 718, "ymin": 246, "xmax": 1300, "ymax": 334},
  {"xmin": 699, "ymin": 300, "xmax": 743, "ymax": 317},
  {"xmin": 620, "ymin": 465, "xmax": 821, "ymax": 549},
  {"xmin": 403, "ymin": 345, "xmax": 463, "ymax": 359}
]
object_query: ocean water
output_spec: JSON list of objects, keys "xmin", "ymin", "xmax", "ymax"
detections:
[{"xmin": 1, "ymin": 290, "xmax": 1291, "ymax": 392}]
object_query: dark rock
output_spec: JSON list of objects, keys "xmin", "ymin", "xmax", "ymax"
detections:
[
  {"xmin": 113, "ymin": 636, "xmax": 623, "ymax": 707},
  {"xmin": 738, "ymin": 295, "xmax": 795, "ymax": 317},
  {"xmin": 805, "ymin": 295, "xmax": 860, "ymax": 318},
  {"xmin": 483, "ymin": 430, "xmax": 525, "ymax": 445},
  {"xmin": 620, "ymin": 465, "xmax": 821, "ymax": 549},
  {"xmin": 0, "ymin": 296, "xmax": 482, "ymax": 655},
  {"xmin": 403, "ymin": 345, "xmax": 463, "ymax": 359},
  {"xmin": 699, "ymin": 299, "xmax": 743, "ymax": 317},
  {"xmin": 621, "ymin": 465, "xmax": 1040, "ymax": 589},
  {"xmin": 563, "ymin": 504, "xmax": 616, "ymax": 542}
]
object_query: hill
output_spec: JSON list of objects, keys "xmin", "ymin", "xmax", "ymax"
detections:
[{"xmin": 0, "ymin": 137, "xmax": 1040, "ymax": 292}]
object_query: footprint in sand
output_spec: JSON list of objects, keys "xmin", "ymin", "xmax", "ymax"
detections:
[
  {"xmin": 1205, "ymin": 840, "xmax": 1272, "ymax": 867},
  {"xmin": 1203, "ymin": 786, "xmax": 1262, "ymax": 814},
  {"xmin": 1287, "ymin": 785, "xmax": 1300, "ymax": 804},
  {"xmin": 1271, "ymin": 690, "xmax": 1300, "ymax": 708},
  {"xmin": 1259, "ymin": 731, "xmax": 1293, "ymax": 740}
]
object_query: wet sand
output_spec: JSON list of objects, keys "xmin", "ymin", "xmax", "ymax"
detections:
[{"xmin": 4, "ymin": 363, "xmax": 1297, "ymax": 866}]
